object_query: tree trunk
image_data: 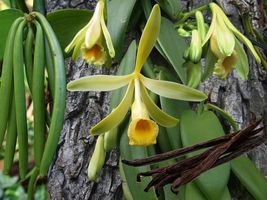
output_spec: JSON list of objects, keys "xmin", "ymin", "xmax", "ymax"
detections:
[{"xmin": 47, "ymin": 0, "xmax": 267, "ymax": 199}]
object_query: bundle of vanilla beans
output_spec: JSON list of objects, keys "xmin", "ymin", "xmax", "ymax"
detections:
[{"xmin": 122, "ymin": 119, "xmax": 266, "ymax": 194}]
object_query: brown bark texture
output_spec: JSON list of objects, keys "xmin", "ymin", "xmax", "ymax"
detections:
[{"xmin": 47, "ymin": 0, "xmax": 267, "ymax": 199}]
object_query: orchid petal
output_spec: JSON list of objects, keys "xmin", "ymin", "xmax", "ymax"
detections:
[
  {"xmin": 90, "ymin": 80, "xmax": 134, "ymax": 134},
  {"xmin": 140, "ymin": 82, "xmax": 178, "ymax": 127},
  {"xmin": 134, "ymin": 5, "xmax": 161, "ymax": 73},
  {"xmin": 140, "ymin": 75, "xmax": 207, "ymax": 102},
  {"xmin": 85, "ymin": 1, "xmax": 104, "ymax": 48},
  {"xmin": 67, "ymin": 74, "xmax": 133, "ymax": 91},
  {"xmin": 101, "ymin": 15, "xmax": 115, "ymax": 58},
  {"xmin": 202, "ymin": 5, "xmax": 216, "ymax": 46},
  {"xmin": 65, "ymin": 23, "xmax": 88, "ymax": 53}
]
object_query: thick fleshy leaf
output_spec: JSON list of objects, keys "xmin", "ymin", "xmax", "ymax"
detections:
[
  {"xmin": 231, "ymin": 156, "xmax": 267, "ymax": 200},
  {"xmin": 212, "ymin": 3, "xmax": 261, "ymax": 63},
  {"xmin": 180, "ymin": 110, "xmax": 230, "ymax": 200},
  {"xmin": 107, "ymin": 0, "xmax": 137, "ymax": 60},
  {"xmin": 159, "ymin": 70, "xmax": 190, "ymax": 150},
  {"xmin": 202, "ymin": 46, "xmax": 217, "ymax": 81},
  {"xmin": 67, "ymin": 74, "xmax": 133, "ymax": 91},
  {"xmin": 157, "ymin": 17, "xmax": 187, "ymax": 83},
  {"xmin": 47, "ymin": 9, "xmax": 93, "ymax": 56},
  {"xmin": 139, "ymin": 82, "xmax": 178, "ymax": 127},
  {"xmin": 140, "ymin": 75, "xmax": 207, "ymax": 102},
  {"xmin": 157, "ymin": 0, "xmax": 182, "ymax": 20},
  {"xmin": 0, "ymin": 9, "xmax": 23, "ymax": 60},
  {"xmin": 234, "ymin": 38, "xmax": 249, "ymax": 80},
  {"xmin": 185, "ymin": 182, "xmax": 206, "ymax": 200},
  {"xmin": 135, "ymin": 5, "xmax": 161, "ymax": 72},
  {"xmin": 90, "ymin": 80, "xmax": 134, "ymax": 135}
]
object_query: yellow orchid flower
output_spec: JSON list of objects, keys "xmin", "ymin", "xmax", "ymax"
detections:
[
  {"xmin": 67, "ymin": 5, "xmax": 207, "ymax": 146},
  {"xmin": 202, "ymin": 3, "xmax": 260, "ymax": 79},
  {"xmin": 65, "ymin": 0, "xmax": 115, "ymax": 66}
]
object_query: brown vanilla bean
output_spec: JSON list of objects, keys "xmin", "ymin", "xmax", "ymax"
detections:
[
  {"xmin": 140, "ymin": 127, "xmax": 265, "ymax": 193},
  {"xmin": 122, "ymin": 119, "xmax": 262, "ymax": 167}
]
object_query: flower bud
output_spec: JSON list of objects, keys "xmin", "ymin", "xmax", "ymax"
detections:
[
  {"xmin": 189, "ymin": 30, "xmax": 202, "ymax": 63},
  {"xmin": 88, "ymin": 135, "xmax": 106, "ymax": 181}
]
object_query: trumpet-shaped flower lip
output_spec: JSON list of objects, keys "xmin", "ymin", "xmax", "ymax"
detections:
[
  {"xmin": 81, "ymin": 43, "xmax": 107, "ymax": 66},
  {"xmin": 128, "ymin": 118, "xmax": 159, "ymax": 146},
  {"xmin": 213, "ymin": 51, "xmax": 237, "ymax": 79}
]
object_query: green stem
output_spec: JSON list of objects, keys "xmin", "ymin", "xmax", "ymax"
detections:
[
  {"xmin": 33, "ymin": 0, "xmax": 46, "ymax": 15},
  {"xmin": 205, "ymin": 103, "xmax": 239, "ymax": 131},
  {"xmin": 177, "ymin": 4, "xmax": 209, "ymax": 25},
  {"xmin": 242, "ymin": 13, "xmax": 267, "ymax": 70}
]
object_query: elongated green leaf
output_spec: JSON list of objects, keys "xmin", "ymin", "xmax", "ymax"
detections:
[
  {"xmin": 90, "ymin": 80, "xmax": 134, "ymax": 135},
  {"xmin": 157, "ymin": 17, "xmax": 187, "ymax": 83},
  {"xmin": 140, "ymin": 75, "xmax": 207, "ymax": 102},
  {"xmin": 185, "ymin": 182, "xmax": 206, "ymax": 200},
  {"xmin": 140, "ymin": 82, "xmax": 178, "ymax": 127},
  {"xmin": 231, "ymin": 156, "xmax": 267, "ymax": 200},
  {"xmin": 120, "ymin": 126, "xmax": 158, "ymax": 200},
  {"xmin": 157, "ymin": 0, "xmax": 182, "ymax": 20},
  {"xmin": 135, "ymin": 5, "xmax": 161, "ymax": 73},
  {"xmin": 67, "ymin": 74, "xmax": 133, "ymax": 91},
  {"xmin": 47, "ymin": 9, "xmax": 93, "ymax": 55},
  {"xmin": 235, "ymin": 38, "xmax": 249, "ymax": 80},
  {"xmin": 202, "ymin": 46, "xmax": 217, "ymax": 81},
  {"xmin": 180, "ymin": 110, "xmax": 231, "ymax": 200},
  {"xmin": 159, "ymin": 70, "xmax": 190, "ymax": 150},
  {"xmin": 0, "ymin": 9, "xmax": 23, "ymax": 60},
  {"xmin": 107, "ymin": 0, "xmax": 137, "ymax": 60}
]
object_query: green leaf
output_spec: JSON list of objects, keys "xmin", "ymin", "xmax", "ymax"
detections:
[
  {"xmin": 47, "ymin": 9, "xmax": 93, "ymax": 56},
  {"xmin": 202, "ymin": 46, "xmax": 217, "ymax": 81},
  {"xmin": 180, "ymin": 110, "xmax": 231, "ymax": 200},
  {"xmin": 107, "ymin": 0, "xmax": 137, "ymax": 60},
  {"xmin": 231, "ymin": 156, "xmax": 267, "ymax": 200},
  {"xmin": 235, "ymin": 38, "xmax": 249, "ymax": 80},
  {"xmin": 159, "ymin": 70, "xmax": 190, "ymax": 150},
  {"xmin": 120, "ymin": 126, "xmax": 158, "ymax": 200},
  {"xmin": 185, "ymin": 182, "xmax": 206, "ymax": 200},
  {"xmin": 0, "ymin": 9, "xmax": 23, "ymax": 60},
  {"xmin": 157, "ymin": 0, "xmax": 182, "ymax": 20},
  {"xmin": 157, "ymin": 17, "xmax": 187, "ymax": 83}
]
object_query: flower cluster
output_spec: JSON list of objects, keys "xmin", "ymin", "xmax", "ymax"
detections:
[
  {"xmin": 203, "ymin": 3, "xmax": 260, "ymax": 79},
  {"xmin": 67, "ymin": 5, "xmax": 207, "ymax": 146}
]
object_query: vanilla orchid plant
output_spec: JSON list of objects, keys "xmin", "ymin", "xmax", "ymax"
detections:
[{"xmin": 67, "ymin": 5, "xmax": 207, "ymax": 146}]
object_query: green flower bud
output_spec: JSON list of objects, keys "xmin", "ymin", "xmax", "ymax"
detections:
[{"xmin": 88, "ymin": 135, "xmax": 106, "ymax": 181}]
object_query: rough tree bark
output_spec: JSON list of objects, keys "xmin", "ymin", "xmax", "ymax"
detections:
[{"xmin": 47, "ymin": 0, "xmax": 267, "ymax": 199}]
